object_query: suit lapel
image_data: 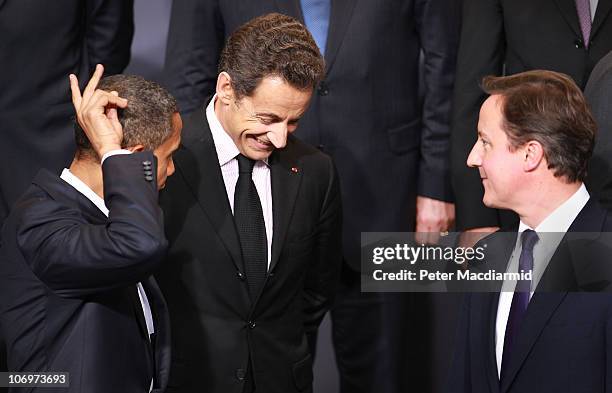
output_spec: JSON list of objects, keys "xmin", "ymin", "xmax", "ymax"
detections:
[
  {"xmin": 142, "ymin": 278, "xmax": 171, "ymax": 392},
  {"xmin": 268, "ymin": 139, "xmax": 303, "ymax": 272},
  {"xmin": 175, "ymin": 107, "xmax": 244, "ymax": 273},
  {"xmin": 500, "ymin": 292, "xmax": 567, "ymax": 393},
  {"xmin": 128, "ymin": 285, "xmax": 151, "ymax": 342},
  {"xmin": 592, "ymin": 0, "xmax": 612, "ymax": 39},
  {"xmin": 497, "ymin": 229, "xmax": 571, "ymax": 392},
  {"xmin": 277, "ymin": 0, "xmax": 356, "ymax": 74},
  {"xmin": 553, "ymin": 0, "xmax": 583, "ymax": 39},
  {"xmin": 274, "ymin": 0, "xmax": 304, "ymax": 21},
  {"xmin": 323, "ymin": 0, "xmax": 356, "ymax": 74}
]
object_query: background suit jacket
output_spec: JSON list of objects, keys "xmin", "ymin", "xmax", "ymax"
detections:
[
  {"xmin": 157, "ymin": 108, "xmax": 342, "ymax": 393},
  {"xmin": 585, "ymin": 50, "xmax": 612, "ymax": 210},
  {"xmin": 0, "ymin": 0, "xmax": 133, "ymax": 224},
  {"xmin": 451, "ymin": 0, "xmax": 612, "ymax": 230},
  {"xmin": 447, "ymin": 198, "xmax": 612, "ymax": 393},
  {"xmin": 0, "ymin": 153, "xmax": 171, "ymax": 393},
  {"xmin": 163, "ymin": 0, "xmax": 460, "ymax": 269}
]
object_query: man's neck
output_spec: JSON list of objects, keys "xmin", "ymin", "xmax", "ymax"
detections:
[
  {"xmin": 517, "ymin": 181, "xmax": 582, "ymax": 229},
  {"xmin": 214, "ymin": 96, "xmax": 227, "ymax": 133},
  {"xmin": 68, "ymin": 157, "xmax": 104, "ymax": 199}
]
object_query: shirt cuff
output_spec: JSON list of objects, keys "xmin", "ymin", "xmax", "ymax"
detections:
[{"xmin": 101, "ymin": 149, "xmax": 132, "ymax": 164}]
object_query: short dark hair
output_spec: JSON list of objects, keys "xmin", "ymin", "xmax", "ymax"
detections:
[
  {"xmin": 218, "ymin": 13, "xmax": 325, "ymax": 99},
  {"xmin": 482, "ymin": 70, "xmax": 596, "ymax": 182},
  {"xmin": 75, "ymin": 74, "xmax": 178, "ymax": 158}
]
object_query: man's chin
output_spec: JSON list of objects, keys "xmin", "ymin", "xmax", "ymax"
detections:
[
  {"xmin": 243, "ymin": 147, "xmax": 273, "ymax": 161},
  {"xmin": 482, "ymin": 195, "xmax": 497, "ymax": 209},
  {"xmin": 482, "ymin": 200, "xmax": 507, "ymax": 211}
]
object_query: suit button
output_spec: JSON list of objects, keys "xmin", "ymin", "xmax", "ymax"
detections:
[
  {"xmin": 248, "ymin": 320, "xmax": 256, "ymax": 329},
  {"xmin": 574, "ymin": 39, "xmax": 584, "ymax": 48},
  {"xmin": 236, "ymin": 368, "xmax": 246, "ymax": 381},
  {"xmin": 318, "ymin": 82, "xmax": 329, "ymax": 96},
  {"xmin": 142, "ymin": 160, "xmax": 152, "ymax": 165},
  {"xmin": 317, "ymin": 144, "xmax": 325, "ymax": 151},
  {"xmin": 237, "ymin": 271, "xmax": 245, "ymax": 280},
  {"xmin": 145, "ymin": 175, "xmax": 154, "ymax": 181}
]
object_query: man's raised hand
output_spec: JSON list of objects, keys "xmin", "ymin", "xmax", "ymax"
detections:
[{"xmin": 69, "ymin": 64, "xmax": 128, "ymax": 158}]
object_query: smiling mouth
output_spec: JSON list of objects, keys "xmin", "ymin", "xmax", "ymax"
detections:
[{"xmin": 249, "ymin": 135, "xmax": 273, "ymax": 150}]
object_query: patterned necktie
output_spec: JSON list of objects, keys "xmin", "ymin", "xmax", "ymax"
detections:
[
  {"xmin": 500, "ymin": 229, "xmax": 539, "ymax": 381},
  {"xmin": 300, "ymin": 0, "xmax": 331, "ymax": 55},
  {"xmin": 575, "ymin": 0, "xmax": 592, "ymax": 48},
  {"xmin": 234, "ymin": 154, "xmax": 267, "ymax": 300}
]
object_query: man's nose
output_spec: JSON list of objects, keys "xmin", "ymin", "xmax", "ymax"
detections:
[
  {"xmin": 467, "ymin": 142, "xmax": 482, "ymax": 168},
  {"xmin": 267, "ymin": 123, "xmax": 288, "ymax": 149}
]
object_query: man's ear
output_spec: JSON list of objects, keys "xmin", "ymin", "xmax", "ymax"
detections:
[
  {"xmin": 523, "ymin": 140, "xmax": 544, "ymax": 172},
  {"xmin": 127, "ymin": 144, "xmax": 145, "ymax": 153},
  {"xmin": 216, "ymin": 72, "xmax": 235, "ymax": 105}
]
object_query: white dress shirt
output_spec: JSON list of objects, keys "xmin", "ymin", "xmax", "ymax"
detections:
[
  {"xmin": 591, "ymin": 0, "xmax": 599, "ymax": 21},
  {"xmin": 495, "ymin": 184, "xmax": 590, "ymax": 377},
  {"xmin": 206, "ymin": 96, "xmax": 274, "ymax": 268},
  {"xmin": 59, "ymin": 168, "xmax": 156, "ymax": 338}
]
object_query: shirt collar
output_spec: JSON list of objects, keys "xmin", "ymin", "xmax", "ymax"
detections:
[
  {"xmin": 518, "ymin": 183, "xmax": 590, "ymax": 234},
  {"xmin": 60, "ymin": 168, "xmax": 109, "ymax": 217},
  {"xmin": 206, "ymin": 95, "xmax": 269, "ymax": 168}
]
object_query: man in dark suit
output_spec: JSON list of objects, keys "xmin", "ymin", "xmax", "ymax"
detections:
[
  {"xmin": 157, "ymin": 13, "xmax": 342, "ymax": 393},
  {"xmin": 1, "ymin": 3, "xmax": 132, "ymax": 376},
  {"xmin": 448, "ymin": 70, "xmax": 612, "ymax": 393},
  {"xmin": 451, "ymin": 0, "xmax": 612, "ymax": 241},
  {"xmin": 584, "ymin": 49, "xmax": 612, "ymax": 209},
  {"xmin": 164, "ymin": 1, "xmax": 459, "ymax": 391},
  {"xmin": 0, "ymin": 66, "xmax": 181, "ymax": 393},
  {"xmin": 0, "ymin": 0, "xmax": 134, "ymax": 225}
]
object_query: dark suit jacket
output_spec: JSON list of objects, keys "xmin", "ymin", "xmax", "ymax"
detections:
[
  {"xmin": 451, "ymin": 0, "xmax": 612, "ymax": 230},
  {"xmin": 447, "ymin": 198, "xmax": 612, "ymax": 393},
  {"xmin": 163, "ymin": 0, "xmax": 459, "ymax": 269},
  {"xmin": 157, "ymin": 108, "xmax": 342, "ymax": 393},
  {"xmin": 585, "ymin": 50, "xmax": 612, "ymax": 209},
  {"xmin": 0, "ymin": 153, "xmax": 171, "ymax": 393},
  {"xmin": 0, "ymin": 0, "xmax": 133, "ymax": 224}
]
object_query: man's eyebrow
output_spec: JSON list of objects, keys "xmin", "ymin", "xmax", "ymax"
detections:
[
  {"xmin": 255, "ymin": 112, "xmax": 305, "ymax": 123},
  {"xmin": 255, "ymin": 112, "xmax": 282, "ymax": 121}
]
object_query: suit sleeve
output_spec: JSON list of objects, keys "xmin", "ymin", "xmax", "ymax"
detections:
[
  {"xmin": 414, "ymin": 0, "xmax": 461, "ymax": 202},
  {"xmin": 85, "ymin": 0, "xmax": 134, "ymax": 74},
  {"xmin": 303, "ymin": 157, "xmax": 343, "ymax": 354},
  {"xmin": 17, "ymin": 152, "xmax": 168, "ymax": 298},
  {"xmin": 163, "ymin": 0, "xmax": 224, "ymax": 114},
  {"xmin": 450, "ymin": 0, "xmax": 505, "ymax": 229}
]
